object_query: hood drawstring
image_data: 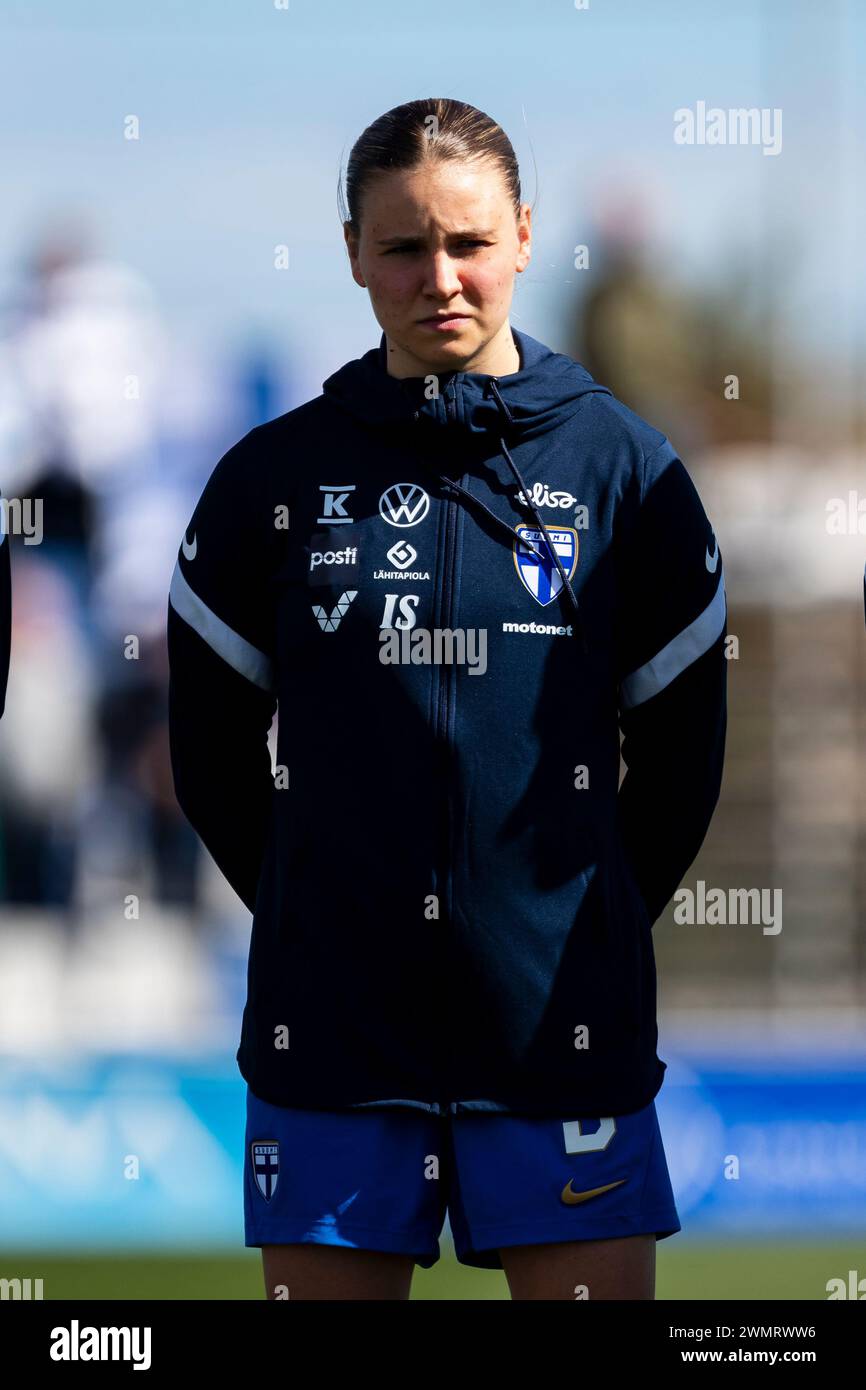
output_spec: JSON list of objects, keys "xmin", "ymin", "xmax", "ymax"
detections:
[
  {"xmin": 487, "ymin": 379, "xmax": 587, "ymax": 653},
  {"xmin": 430, "ymin": 380, "xmax": 589, "ymax": 656}
]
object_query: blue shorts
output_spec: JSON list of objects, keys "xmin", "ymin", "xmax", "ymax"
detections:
[{"xmin": 243, "ymin": 1088, "xmax": 681, "ymax": 1269}]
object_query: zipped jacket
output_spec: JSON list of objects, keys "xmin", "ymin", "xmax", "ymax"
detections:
[{"xmin": 167, "ymin": 327, "xmax": 727, "ymax": 1117}]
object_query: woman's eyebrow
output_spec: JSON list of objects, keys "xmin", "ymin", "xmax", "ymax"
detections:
[{"xmin": 376, "ymin": 228, "xmax": 496, "ymax": 245}]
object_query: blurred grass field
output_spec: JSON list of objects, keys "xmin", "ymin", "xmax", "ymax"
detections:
[{"xmin": 4, "ymin": 1243, "xmax": 859, "ymax": 1299}]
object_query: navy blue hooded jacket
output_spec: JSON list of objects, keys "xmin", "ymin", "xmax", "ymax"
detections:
[{"xmin": 167, "ymin": 327, "xmax": 727, "ymax": 1118}]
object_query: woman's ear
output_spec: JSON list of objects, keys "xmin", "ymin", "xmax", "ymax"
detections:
[
  {"xmin": 514, "ymin": 202, "xmax": 532, "ymax": 273},
  {"xmin": 343, "ymin": 223, "xmax": 367, "ymax": 288}
]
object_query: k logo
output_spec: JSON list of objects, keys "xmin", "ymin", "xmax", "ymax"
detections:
[{"xmin": 317, "ymin": 484, "xmax": 356, "ymax": 526}]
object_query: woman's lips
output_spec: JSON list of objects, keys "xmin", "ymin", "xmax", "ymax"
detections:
[{"xmin": 417, "ymin": 315, "xmax": 470, "ymax": 330}]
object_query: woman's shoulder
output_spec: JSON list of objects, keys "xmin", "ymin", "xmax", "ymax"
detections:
[
  {"xmin": 573, "ymin": 381, "xmax": 671, "ymax": 464},
  {"xmin": 246, "ymin": 392, "xmax": 333, "ymax": 448}
]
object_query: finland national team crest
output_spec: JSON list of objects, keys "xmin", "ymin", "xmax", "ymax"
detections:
[
  {"xmin": 513, "ymin": 525, "xmax": 578, "ymax": 606},
  {"xmin": 251, "ymin": 1141, "xmax": 280, "ymax": 1201}
]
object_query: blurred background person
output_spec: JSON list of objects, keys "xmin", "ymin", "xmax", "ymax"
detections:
[{"xmin": 0, "ymin": 221, "xmax": 284, "ymax": 918}]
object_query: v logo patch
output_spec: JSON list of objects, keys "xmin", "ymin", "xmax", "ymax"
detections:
[{"xmin": 312, "ymin": 590, "xmax": 358, "ymax": 632}]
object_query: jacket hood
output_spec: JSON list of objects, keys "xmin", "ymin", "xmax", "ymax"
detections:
[
  {"xmin": 322, "ymin": 326, "xmax": 611, "ymax": 442},
  {"xmin": 322, "ymin": 327, "xmax": 613, "ymax": 654}
]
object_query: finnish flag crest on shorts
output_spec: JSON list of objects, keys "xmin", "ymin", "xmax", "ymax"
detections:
[
  {"xmin": 251, "ymin": 1140, "xmax": 280, "ymax": 1201},
  {"xmin": 513, "ymin": 524, "xmax": 578, "ymax": 606}
]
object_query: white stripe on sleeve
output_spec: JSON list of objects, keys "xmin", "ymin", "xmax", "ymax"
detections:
[
  {"xmin": 620, "ymin": 569, "xmax": 726, "ymax": 710},
  {"xmin": 169, "ymin": 560, "xmax": 274, "ymax": 692}
]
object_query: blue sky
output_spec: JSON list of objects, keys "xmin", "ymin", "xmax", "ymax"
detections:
[{"xmin": 1, "ymin": 0, "xmax": 863, "ymax": 405}]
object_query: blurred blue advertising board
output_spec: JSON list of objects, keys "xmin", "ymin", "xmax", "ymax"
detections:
[{"xmin": 0, "ymin": 1048, "xmax": 864, "ymax": 1247}]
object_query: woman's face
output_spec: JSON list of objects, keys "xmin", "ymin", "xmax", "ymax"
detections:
[{"xmin": 344, "ymin": 159, "xmax": 531, "ymax": 376}]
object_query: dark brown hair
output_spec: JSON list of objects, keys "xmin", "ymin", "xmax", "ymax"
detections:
[{"xmin": 338, "ymin": 97, "xmax": 527, "ymax": 237}]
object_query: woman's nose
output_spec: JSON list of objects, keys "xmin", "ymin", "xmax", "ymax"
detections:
[{"xmin": 422, "ymin": 252, "xmax": 462, "ymax": 297}]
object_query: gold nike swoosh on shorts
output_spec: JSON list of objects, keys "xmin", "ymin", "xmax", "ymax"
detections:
[{"xmin": 560, "ymin": 1178, "xmax": 628, "ymax": 1206}]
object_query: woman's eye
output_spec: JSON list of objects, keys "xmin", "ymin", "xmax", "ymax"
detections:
[{"xmin": 387, "ymin": 241, "xmax": 487, "ymax": 255}]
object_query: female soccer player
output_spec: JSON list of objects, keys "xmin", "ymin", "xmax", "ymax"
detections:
[{"xmin": 167, "ymin": 97, "xmax": 727, "ymax": 1300}]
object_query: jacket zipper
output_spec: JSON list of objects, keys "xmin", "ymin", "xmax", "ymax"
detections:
[{"xmin": 437, "ymin": 386, "xmax": 460, "ymax": 1109}]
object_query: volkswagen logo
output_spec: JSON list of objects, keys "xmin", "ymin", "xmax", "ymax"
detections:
[{"xmin": 379, "ymin": 483, "xmax": 430, "ymax": 528}]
